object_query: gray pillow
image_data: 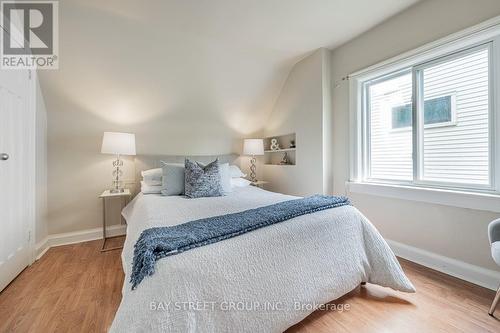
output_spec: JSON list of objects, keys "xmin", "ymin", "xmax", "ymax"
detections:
[
  {"xmin": 160, "ymin": 162, "xmax": 185, "ymax": 196},
  {"xmin": 184, "ymin": 158, "xmax": 223, "ymax": 198}
]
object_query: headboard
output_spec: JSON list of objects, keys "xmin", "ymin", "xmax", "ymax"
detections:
[{"xmin": 133, "ymin": 154, "xmax": 240, "ymax": 195}]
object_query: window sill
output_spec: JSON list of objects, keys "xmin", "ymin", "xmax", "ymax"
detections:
[{"xmin": 345, "ymin": 181, "xmax": 500, "ymax": 213}]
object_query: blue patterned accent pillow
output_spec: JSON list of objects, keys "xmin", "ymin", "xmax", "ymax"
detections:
[{"xmin": 184, "ymin": 158, "xmax": 224, "ymax": 198}]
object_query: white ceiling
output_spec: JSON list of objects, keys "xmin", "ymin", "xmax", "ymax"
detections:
[{"xmin": 40, "ymin": 0, "xmax": 419, "ymax": 135}]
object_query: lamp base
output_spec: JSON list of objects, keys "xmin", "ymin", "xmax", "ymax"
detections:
[
  {"xmin": 110, "ymin": 155, "xmax": 124, "ymax": 194},
  {"xmin": 249, "ymin": 155, "xmax": 258, "ymax": 182}
]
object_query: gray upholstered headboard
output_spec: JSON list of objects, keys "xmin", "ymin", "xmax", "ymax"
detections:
[{"xmin": 133, "ymin": 154, "xmax": 240, "ymax": 194}]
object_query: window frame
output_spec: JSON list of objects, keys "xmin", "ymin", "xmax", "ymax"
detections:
[
  {"xmin": 349, "ymin": 20, "xmax": 500, "ymax": 196},
  {"xmin": 362, "ymin": 68, "xmax": 414, "ymax": 183},
  {"xmin": 412, "ymin": 43, "xmax": 493, "ymax": 191}
]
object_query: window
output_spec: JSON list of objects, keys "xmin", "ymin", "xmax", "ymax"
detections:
[
  {"xmin": 419, "ymin": 48, "xmax": 490, "ymax": 186},
  {"xmin": 367, "ymin": 71, "xmax": 413, "ymax": 181},
  {"xmin": 391, "ymin": 95, "xmax": 454, "ymax": 129},
  {"xmin": 353, "ymin": 39, "xmax": 496, "ymax": 193}
]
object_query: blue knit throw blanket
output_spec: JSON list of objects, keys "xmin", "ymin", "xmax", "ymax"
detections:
[{"xmin": 130, "ymin": 195, "xmax": 350, "ymax": 289}]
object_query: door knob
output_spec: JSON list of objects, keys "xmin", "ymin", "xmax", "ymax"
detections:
[{"xmin": 1, "ymin": 153, "xmax": 9, "ymax": 161}]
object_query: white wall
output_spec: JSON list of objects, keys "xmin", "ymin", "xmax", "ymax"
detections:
[
  {"xmin": 42, "ymin": 85, "xmax": 249, "ymax": 234},
  {"xmin": 263, "ymin": 48, "xmax": 332, "ymax": 196},
  {"xmin": 331, "ymin": 0, "xmax": 500, "ymax": 273},
  {"xmin": 39, "ymin": 0, "xmax": 287, "ymax": 235}
]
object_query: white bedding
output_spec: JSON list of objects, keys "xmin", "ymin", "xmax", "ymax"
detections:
[{"xmin": 110, "ymin": 186, "xmax": 414, "ymax": 333}]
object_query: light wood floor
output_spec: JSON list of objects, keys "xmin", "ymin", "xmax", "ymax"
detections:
[{"xmin": 1, "ymin": 237, "xmax": 499, "ymax": 333}]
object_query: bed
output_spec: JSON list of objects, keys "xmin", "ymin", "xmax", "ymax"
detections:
[{"xmin": 110, "ymin": 155, "xmax": 415, "ymax": 333}]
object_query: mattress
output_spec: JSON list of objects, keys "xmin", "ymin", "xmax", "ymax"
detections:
[{"xmin": 110, "ymin": 186, "xmax": 414, "ymax": 332}]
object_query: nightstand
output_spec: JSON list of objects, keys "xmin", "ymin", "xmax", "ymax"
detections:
[
  {"xmin": 250, "ymin": 180, "xmax": 269, "ymax": 188},
  {"xmin": 99, "ymin": 189, "xmax": 131, "ymax": 252}
]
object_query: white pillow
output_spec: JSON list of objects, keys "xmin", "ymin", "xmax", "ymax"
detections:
[
  {"xmin": 229, "ymin": 165, "xmax": 246, "ymax": 178},
  {"xmin": 143, "ymin": 176, "xmax": 162, "ymax": 186},
  {"xmin": 219, "ymin": 163, "xmax": 232, "ymax": 193},
  {"xmin": 141, "ymin": 168, "xmax": 162, "ymax": 186},
  {"xmin": 140, "ymin": 181, "xmax": 162, "ymax": 194},
  {"xmin": 230, "ymin": 177, "xmax": 251, "ymax": 187},
  {"xmin": 141, "ymin": 168, "xmax": 162, "ymax": 177}
]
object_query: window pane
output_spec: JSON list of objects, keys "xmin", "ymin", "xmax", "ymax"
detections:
[
  {"xmin": 391, "ymin": 96, "xmax": 453, "ymax": 129},
  {"xmin": 368, "ymin": 72, "xmax": 413, "ymax": 180},
  {"xmin": 392, "ymin": 104, "xmax": 412, "ymax": 129},
  {"xmin": 421, "ymin": 47, "xmax": 490, "ymax": 185},
  {"xmin": 424, "ymin": 96, "xmax": 452, "ymax": 125}
]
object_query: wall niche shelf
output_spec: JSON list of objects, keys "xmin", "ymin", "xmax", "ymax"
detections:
[
  {"xmin": 264, "ymin": 148, "xmax": 296, "ymax": 153},
  {"xmin": 263, "ymin": 133, "xmax": 296, "ymax": 166}
]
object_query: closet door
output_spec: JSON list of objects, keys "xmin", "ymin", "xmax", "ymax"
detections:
[{"xmin": 0, "ymin": 68, "xmax": 33, "ymax": 292}]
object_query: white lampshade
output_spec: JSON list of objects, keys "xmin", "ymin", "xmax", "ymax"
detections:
[
  {"xmin": 243, "ymin": 138, "xmax": 264, "ymax": 156},
  {"xmin": 101, "ymin": 132, "xmax": 136, "ymax": 155}
]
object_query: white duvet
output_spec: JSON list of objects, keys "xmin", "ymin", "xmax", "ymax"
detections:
[{"xmin": 110, "ymin": 186, "xmax": 414, "ymax": 333}]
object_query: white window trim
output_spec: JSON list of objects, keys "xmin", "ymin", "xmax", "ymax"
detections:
[
  {"xmin": 348, "ymin": 15, "xmax": 500, "ymax": 210},
  {"xmin": 346, "ymin": 181, "xmax": 500, "ymax": 213}
]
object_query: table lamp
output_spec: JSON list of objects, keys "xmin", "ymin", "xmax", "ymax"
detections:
[
  {"xmin": 101, "ymin": 132, "xmax": 136, "ymax": 193},
  {"xmin": 243, "ymin": 138, "xmax": 264, "ymax": 182}
]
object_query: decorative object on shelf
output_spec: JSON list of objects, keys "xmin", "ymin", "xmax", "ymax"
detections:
[
  {"xmin": 101, "ymin": 132, "xmax": 136, "ymax": 193},
  {"xmin": 263, "ymin": 133, "xmax": 296, "ymax": 166},
  {"xmin": 279, "ymin": 152, "xmax": 290, "ymax": 165},
  {"xmin": 243, "ymin": 138, "xmax": 264, "ymax": 182},
  {"xmin": 270, "ymin": 138, "xmax": 280, "ymax": 151}
]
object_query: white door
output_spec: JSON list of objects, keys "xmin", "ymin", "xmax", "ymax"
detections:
[{"xmin": 0, "ymin": 68, "xmax": 33, "ymax": 292}]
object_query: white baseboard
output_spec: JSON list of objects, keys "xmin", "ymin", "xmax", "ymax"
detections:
[
  {"xmin": 35, "ymin": 224, "xmax": 127, "ymax": 260},
  {"xmin": 33, "ymin": 228, "xmax": 499, "ymax": 290},
  {"xmin": 387, "ymin": 239, "xmax": 500, "ymax": 291},
  {"xmin": 35, "ymin": 237, "xmax": 50, "ymax": 260}
]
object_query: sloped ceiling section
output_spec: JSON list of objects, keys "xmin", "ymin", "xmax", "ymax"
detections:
[{"xmin": 39, "ymin": 0, "xmax": 418, "ymax": 144}]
